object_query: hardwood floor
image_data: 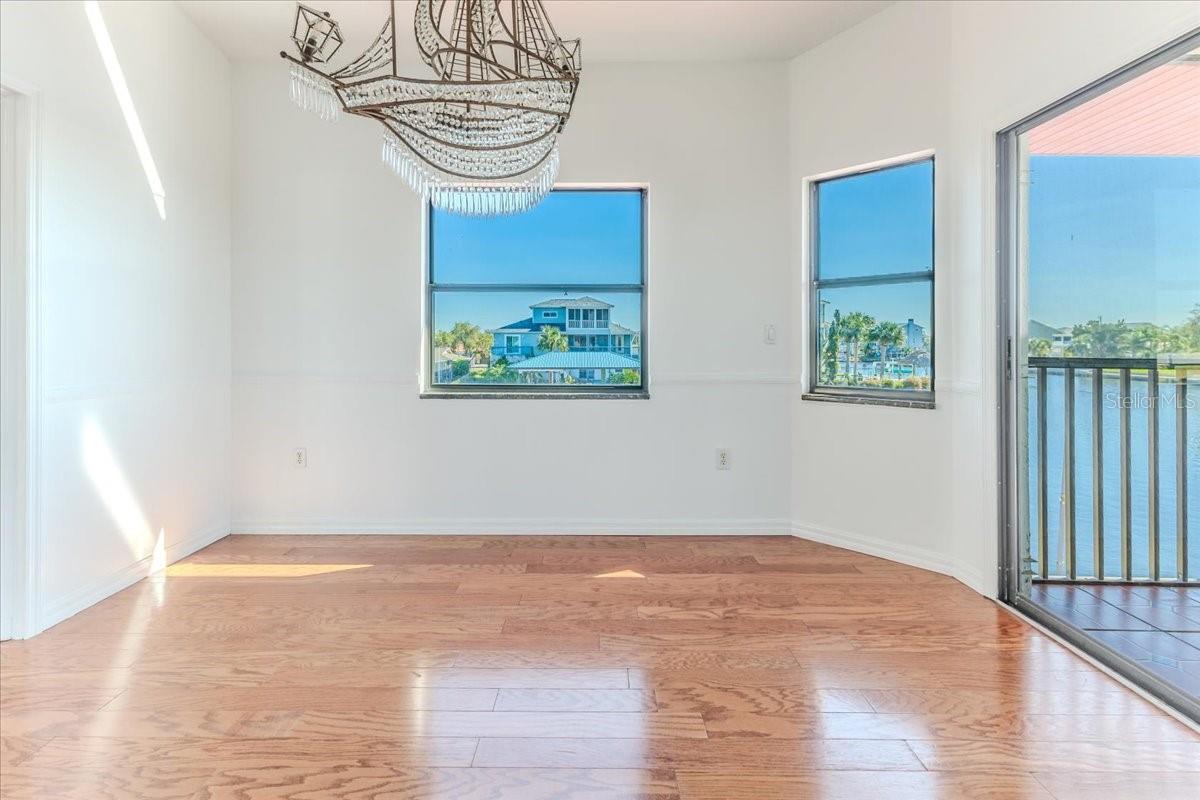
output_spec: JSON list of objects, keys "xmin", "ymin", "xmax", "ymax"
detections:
[{"xmin": 1, "ymin": 534, "xmax": 1197, "ymax": 799}]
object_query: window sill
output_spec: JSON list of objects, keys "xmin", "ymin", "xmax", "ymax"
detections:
[
  {"xmin": 801, "ymin": 392, "xmax": 935, "ymax": 410},
  {"xmin": 421, "ymin": 390, "xmax": 650, "ymax": 400}
]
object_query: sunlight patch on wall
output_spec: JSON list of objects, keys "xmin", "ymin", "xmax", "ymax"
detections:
[
  {"xmin": 82, "ymin": 417, "xmax": 155, "ymax": 561},
  {"xmin": 84, "ymin": 0, "xmax": 166, "ymax": 219}
]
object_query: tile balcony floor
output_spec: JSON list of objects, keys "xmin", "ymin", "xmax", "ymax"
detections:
[{"xmin": 1030, "ymin": 583, "xmax": 1200, "ymax": 699}]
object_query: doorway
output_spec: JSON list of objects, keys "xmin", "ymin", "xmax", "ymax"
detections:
[
  {"xmin": 998, "ymin": 32, "xmax": 1200, "ymax": 720},
  {"xmin": 1, "ymin": 83, "xmax": 35, "ymax": 640}
]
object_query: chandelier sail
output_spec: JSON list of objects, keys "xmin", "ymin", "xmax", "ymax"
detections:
[{"xmin": 281, "ymin": 0, "xmax": 581, "ymax": 215}]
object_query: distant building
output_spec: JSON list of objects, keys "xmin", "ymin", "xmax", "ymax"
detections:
[
  {"xmin": 508, "ymin": 350, "xmax": 642, "ymax": 385},
  {"xmin": 1028, "ymin": 320, "xmax": 1061, "ymax": 341},
  {"xmin": 489, "ymin": 296, "xmax": 641, "ymax": 383},
  {"xmin": 1029, "ymin": 319, "xmax": 1074, "ymax": 354},
  {"xmin": 433, "ymin": 347, "xmax": 471, "ymax": 383},
  {"xmin": 903, "ymin": 318, "xmax": 926, "ymax": 349}
]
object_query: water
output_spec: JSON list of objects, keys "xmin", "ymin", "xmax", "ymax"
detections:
[{"xmin": 1026, "ymin": 371, "xmax": 1200, "ymax": 580}]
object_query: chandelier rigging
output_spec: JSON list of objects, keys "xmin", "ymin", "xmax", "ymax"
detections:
[{"xmin": 281, "ymin": 0, "xmax": 581, "ymax": 215}]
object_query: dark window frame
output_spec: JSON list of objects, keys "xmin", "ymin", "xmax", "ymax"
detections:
[
  {"xmin": 423, "ymin": 186, "xmax": 649, "ymax": 399},
  {"xmin": 805, "ymin": 155, "xmax": 936, "ymax": 409}
]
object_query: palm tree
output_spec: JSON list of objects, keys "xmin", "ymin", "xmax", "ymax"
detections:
[
  {"xmin": 537, "ymin": 325, "xmax": 568, "ymax": 353},
  {"xmin": 868, "ymin": 320, "xmax": 905, "ymax": 381},
  {"xmin": 823, "ymin": 311, "xmax": 843, "ymax": 384},
  {"xmin": 1175, "ymin": 305, "xmax": 1200, "ymax": 352},
  {"xmin": 841, "ymin": 312, "xmax": 875, "ymax": 382}
]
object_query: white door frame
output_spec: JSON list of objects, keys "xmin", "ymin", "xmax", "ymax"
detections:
[{"xmin": 0, "ymin": 76, "xmax": 41, "ymax": 640}]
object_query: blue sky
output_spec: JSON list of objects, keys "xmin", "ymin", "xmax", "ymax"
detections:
[
  {"xmin": 431, "ymin": 189, "xmax": 642, "ymax": 331},
  {"xmin": 817, "ymin": 155, "xmax": 1200, "ymax": 333},
  {"xmin": 430, "ymin": 156, "xmax": 1198, "ymax": 336},
  {"xmin": 1027, "ymin": 155, "xmax": 1200, "ymax": 328},
  {"xmin": 818, "ymin": 160, "xmax": 933, "ymax": 280},
  {"xmin": 432, "ymin": 189, "xmax": 642, "ymax": 285},
  {"xmin": 816, "ymin": 160, "xmax": 933, "ymax": 330}
]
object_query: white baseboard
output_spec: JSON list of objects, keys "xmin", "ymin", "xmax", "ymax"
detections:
[
  {"xmin": 952, "ymin": 561, "xmax": 994, "ymax": 597},
  {"xmin": 232, "ymin": 517, "xmax": 795, "ymax": 536},
  {"xmin": 791, "ymin": 520, "xmax": 995, "ymax": 597},
  {"xmin": 35, "ymin": 522, "xmax": 229, "ymax": 636}
]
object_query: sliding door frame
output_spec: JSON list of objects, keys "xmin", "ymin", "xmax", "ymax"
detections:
[{"xmin": 996, "ymin": 28, "xmax": 1200, "ymax": 722}]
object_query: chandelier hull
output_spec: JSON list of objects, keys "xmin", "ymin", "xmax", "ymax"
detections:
[{"xmin": 282, "ymin": 0, "xmax": 581, "ymax": 215}]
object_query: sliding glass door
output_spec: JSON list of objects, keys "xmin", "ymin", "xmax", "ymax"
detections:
[{"xmin": 999, "ymin": 31, "xmax": 1200, "ymax": 719}]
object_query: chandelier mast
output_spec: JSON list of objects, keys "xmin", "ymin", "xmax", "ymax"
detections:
[{"xmin": 282, "ymin": 0, "xmax": 582, "ymax": 215}]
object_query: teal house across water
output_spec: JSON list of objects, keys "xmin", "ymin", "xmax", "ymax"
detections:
[{"xmin": 490, "ymin": 296, "xmax": 641, "ymax": 384}]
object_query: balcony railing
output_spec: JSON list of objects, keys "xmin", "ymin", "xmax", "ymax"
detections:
[
  {"xmin": 569, "ymin": 346, "xmax": 634, "ymax": 354},
  {"xmin": 1028, "ymin": 356, "xmax": 1197, "ymax": 584}
]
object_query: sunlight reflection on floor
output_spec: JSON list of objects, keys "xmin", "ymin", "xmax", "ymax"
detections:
[{"xmin": 164, "ymin": 563, "xmax": 373, "ymax": 578}]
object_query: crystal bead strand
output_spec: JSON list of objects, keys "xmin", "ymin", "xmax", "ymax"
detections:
[
  {"xmin": 289, "ymin": 63, "xmax": 340, "ymax": 122},
  {"xmin": 382, "ymin": 132, "xmax": 557, "ymax": 216}
]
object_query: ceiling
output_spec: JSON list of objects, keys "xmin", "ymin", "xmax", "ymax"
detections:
[{"xmin": 177, "ymin": 0, "xmax": 892, "ymax": 64}]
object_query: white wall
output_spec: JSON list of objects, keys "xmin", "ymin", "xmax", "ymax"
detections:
[
  {"xmin": 788, "ymin": 0, "xmax": 1200, "ymax": 594},
  {"xmin": 7, "ymin": 1, "xmax": 1184, "ymax": 632},
  {"xmin": 0, "ymin": 0, "xmax": 232, "ymax": 633},
  {"xmin": 230, "ymin": 60, "xmax": 793, "ymax": 534}
]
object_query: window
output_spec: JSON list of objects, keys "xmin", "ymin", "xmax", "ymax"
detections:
[
  {"xmin": 808, "ymin": 157, "xmax": 934, "ymax": 406},
  {"xmin": 427, "ymin": 188, "xmax": 646, "ymax": 395}
]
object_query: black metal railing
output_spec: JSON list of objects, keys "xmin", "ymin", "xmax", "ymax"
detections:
[{"xmin": 1029, "ymin": 356, "xmax": 1196, "ymax": 584}]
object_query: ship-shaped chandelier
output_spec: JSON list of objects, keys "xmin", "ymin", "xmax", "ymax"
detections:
[{"xmin": 283, "ymin": 0, "xmax": 581, "ymax": 215}]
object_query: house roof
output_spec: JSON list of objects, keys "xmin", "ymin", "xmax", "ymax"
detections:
[
  {"xmin": 493, "ymin": 319, "xmax": 636, "ymax": 335},
  {"xmin": 530, "ymin": 296, "xmax": 613, "ymax": 309},
  {"xmin": 509, "ymin": 351, "xmax": 642, "ymax": 370},
  {"xmin": 434, "ymin": 347, "xmax": 471, "ymax": 363},
  {"xmin": 492, "ymin": 318, "xmax": 566, "ymax": 334},
  {"xmin": 1028, "ymin": 320, "xmax": 1061, "ymax": 340}
]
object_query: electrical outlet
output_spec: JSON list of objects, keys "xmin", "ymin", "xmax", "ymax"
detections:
[
  {"xmin": 764, "ymin": 323, "xmax": 777, "ymax": 345},
  {"xmin": 294, "ymin": 447, "xmax": 307, "ymax": 468},
  {"xmin": 716, "ymin": 448, "xmax": 731, "ymax": 470}
]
